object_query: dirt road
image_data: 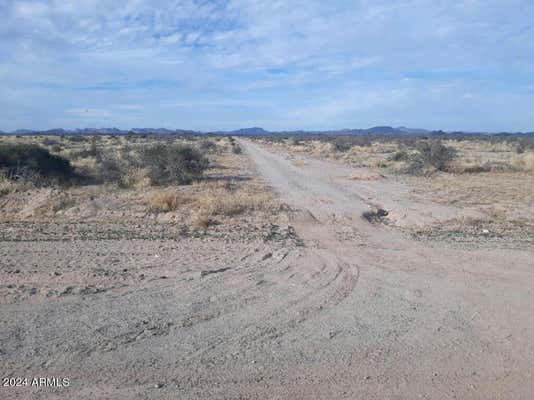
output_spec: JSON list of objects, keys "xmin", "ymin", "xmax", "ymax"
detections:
[
  {"xmin": 1, "ymin": 140, "xmax": 533, "ymax": 399},
  {"xmin": 237, "ymin": 139, "xmax": 534, "ymax": 399}
]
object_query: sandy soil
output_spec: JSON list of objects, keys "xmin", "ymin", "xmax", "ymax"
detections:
[{"xmin": 1, "ymin": 139, "xmax": 533, "ymax": 399}]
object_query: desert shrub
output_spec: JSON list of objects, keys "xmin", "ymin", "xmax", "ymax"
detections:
[
  {"xmin": 65, "ymin": 135, "xmax": 87, "ymax": 143},
  {"xmin": 232, "ymin": 144, "xmax": 243, "ymax": 154},
  {"xmin": 51, "ymin": 144, "xmax": 63, "ymax": 153},
  {"xmin": 514, "ymin": 138, "xmax": 534, "ymax": 154},
  {"xmin": 141, "ymin": 144, "xmax": 209, "ymax": 185},
  {"xmin": 42, "ymin": 138, "xmax": 60, "ymax": 147},
  {"xmin": 199, "ymin": 140, "xmax": 218, "ymax": 153},
  {"xmin": 0, "ymin": 143, "xmax": 74, "ymax": 181},
  {"xmin": 92, "ymin": 143, "xmax": 208, "ymax": 187},
  {"xmin": 333, "ymin": 137, "xmax": 354, "ymax": 152},
  {"xmin": 387, "ymin": 150, "xmax": 410, "ymax": 161},
  {"xmin": 95, "ymin": 151, "xmax": 126, "ymax": 184},
  {"xmin": 70, "ymin": 148, "xmax": 96, "ymax": 160},
  {"xmin": 406, "ymin": 140, "xmax": 457, "ymax": 174}
]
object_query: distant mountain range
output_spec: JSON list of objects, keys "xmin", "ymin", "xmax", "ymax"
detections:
[{"xmin": 1, "ymin": 126, "xmax": 533, "ymax": 136}]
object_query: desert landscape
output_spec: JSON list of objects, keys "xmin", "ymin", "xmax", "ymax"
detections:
[{"xmin": 1, "ymin": 133, "xmax": 533, "ymax": 399}]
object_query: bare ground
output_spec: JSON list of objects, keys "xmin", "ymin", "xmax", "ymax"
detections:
[{"xmin": 1, "ymin": 139, "xmax": 533, "ymax": 399}]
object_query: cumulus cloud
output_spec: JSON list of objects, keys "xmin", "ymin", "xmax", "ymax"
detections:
[{"xmin": 1, "ymin": 0, "xmax": 533, "ymax": 131}]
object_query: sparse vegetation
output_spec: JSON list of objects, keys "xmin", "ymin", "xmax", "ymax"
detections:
[
  {"xmin": 252, "ymin": 133, "xmax": 533, "ymax": 238},
  {"xmin": 0, "ymin": 143, "xmax": 74, "ymax": 182},
  {"xmin": 405, "ymin": 140, "xmax": 457, "ymax": 174},
  {"xmin": 141, "ymin": 144, "xmax": 209, "ymax": 185},
  {"xmin": 0, "ymin": 134, "xmax": 275, "ymax": 226}
]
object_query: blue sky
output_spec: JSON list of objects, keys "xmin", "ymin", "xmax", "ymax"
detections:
[{"xmin": 1, "ymin": 0, "xmax": 534, "ymax": 132}]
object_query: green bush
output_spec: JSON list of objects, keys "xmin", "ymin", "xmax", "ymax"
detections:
[
  {"xmin": 0, "ymin": 143, "xmax": 74, "ymax": 181},
  {"xmin": 141, "ymin": 144, "xmax": 209, "ymax": 185}
]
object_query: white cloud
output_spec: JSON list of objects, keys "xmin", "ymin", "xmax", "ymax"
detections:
[{"xmin": 1, "ymin": 0, "xmax": 534, "ymax": 131}]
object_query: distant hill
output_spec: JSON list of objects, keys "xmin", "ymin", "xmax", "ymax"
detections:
[
  {"xmin": 216, "ymin": 127, "xmax": 270, "ymax": 135},
  {"xmin": 396, "ymin": 126, "xmax": 431, "ymax": 134},
  {"xmin": 1, "ymin": 126, "xmax": 533, "ymax": 136}
]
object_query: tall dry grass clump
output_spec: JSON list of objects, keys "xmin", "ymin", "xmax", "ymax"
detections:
[
  {"xmin": 195, "ymin": 182, "xmax": 273, "ymax": 216},
  {"xmin": 188, "ymin": 181, "xmax": 273, "ymax": 228},
  {"xmin": 148, "ymin": 190, "xmax": 193, "ymax": 212}
]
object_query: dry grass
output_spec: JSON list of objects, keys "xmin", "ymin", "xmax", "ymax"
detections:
[
  {"xmin": 120, "ymin": 167, "xmax": 151, "ymax": 189},
  {"xmin": 148, "ymin": 190, "xmax": 193, "ymax": 213},
  {"xmin": 193, "ymin": 181, "xmax": 273, "ymax": 217},
  {"xmin": 408, "ymin": 171, "xmax": 534, "ymax": 232},
  {"xmin": 512, "ymin": 152, "xmax": 534, "ymax": 172},
  {"xmin": 32, "ymin": 194, "xmax": 77, "ymax": 217},
  {"xmin": 0, "ymin": 172, "xmax": 17, "ymax": 196}
]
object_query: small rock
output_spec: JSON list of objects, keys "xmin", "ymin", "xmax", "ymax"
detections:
[
  {"xmin": 261, "ymin": 252, "xmax": 273, "ymax": 261},
  {"xmin": 154, "ymin": 382, "xmax": 164, "ymax": 389}
]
